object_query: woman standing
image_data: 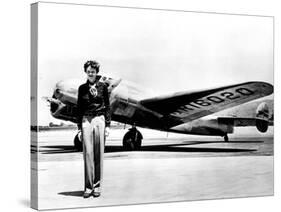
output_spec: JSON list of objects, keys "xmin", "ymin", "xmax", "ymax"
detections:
[{"xmin": 77, "ymin": 60, "xmax": 111, "ymax": 198}]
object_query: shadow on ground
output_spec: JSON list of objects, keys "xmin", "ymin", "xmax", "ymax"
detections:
[
  {"xmin": 58, "ymin": 191, "xmax": 84, "ymax": 197},
  {"xmin": 39, "ymin": 145, "xmax": 80, "ymax": 154},
  {"xmin": 35, "ymin": 140, "xmax": 262, "ymax": 154},
  {"xmin": 105, "ymin": 144, "xmax": 257, "ymax": 153}
]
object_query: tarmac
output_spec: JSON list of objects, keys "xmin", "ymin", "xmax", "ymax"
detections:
[{"xmin": 31, "ymin": 127, "xmax": 274, "ymax": 210}]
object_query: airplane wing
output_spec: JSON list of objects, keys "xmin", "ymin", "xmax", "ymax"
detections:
[{"xmin": 140, "ymin": 81, "xmax": 273, "ymax": 124}]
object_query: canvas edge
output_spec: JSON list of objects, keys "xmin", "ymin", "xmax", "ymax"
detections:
[{"xmin": 31, "ymin": 2, "xmax": 39, "ymax": 210}]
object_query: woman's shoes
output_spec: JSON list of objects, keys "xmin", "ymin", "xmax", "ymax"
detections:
[
  {"xmin": 83, "ymin": 187, "xmax": 101, "ymax": 198},
  {"xmin": 83, "ymin": 192, "xmax": 92, "ymax": 199},
  {"xmin": 93, "ymin": 187, "xmax": 101, "ymax": 197},
  {"xmin": 92, "ymin": 191, "xmax": 101, "ymax": 197}
]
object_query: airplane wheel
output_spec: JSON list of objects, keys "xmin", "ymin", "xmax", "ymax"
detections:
[
  {"xmin": 74, "ymin": 132, "xmax": 83, "ymax": 151},
  {"xmin": 123, "ymin": 129, "xmax": 142, "ymax": 151},
  {"xmin": 224, "ymin": 134, "xmax": 229, "ymax": 142}
]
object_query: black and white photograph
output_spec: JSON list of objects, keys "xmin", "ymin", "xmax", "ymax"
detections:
[{"xmin": 30, "ymin": 2, "xmax": 274, "ymax": 210}]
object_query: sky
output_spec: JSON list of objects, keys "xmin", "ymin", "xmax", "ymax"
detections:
[{"xmin": 33, "ymin": 2, "xmax": 273, "ymax": 125}]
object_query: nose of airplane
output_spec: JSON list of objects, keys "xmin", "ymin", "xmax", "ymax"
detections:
[
  {"xmin": 53, "ymin": 81, "xmax": 64, "ymax": 99},
  {"xmin": 50, "ymin": 95, "xmax": 60, "ymax": 114},
  {"xmin": 53, "ymin": 79, "xmax": 74, "ymax": 96},
  {"xmin": 53, "ymin": 79, "xmax": 82, "ymax": 104}
]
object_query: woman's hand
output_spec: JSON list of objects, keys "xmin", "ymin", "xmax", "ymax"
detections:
[{"xmin": 105, "ymin": 127, "xmax": 110, "ymax": 137}]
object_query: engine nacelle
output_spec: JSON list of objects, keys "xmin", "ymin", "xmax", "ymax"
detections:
[
  {"xmin": 171, "ymin": 119, "xmax": 234, "ymax": 136},
  {"xmin": 255, "ymin": 102, "xmax": 269, "ymax": 133}
]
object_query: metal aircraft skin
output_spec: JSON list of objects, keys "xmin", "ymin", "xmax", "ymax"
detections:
[{"xmin": 46, "ymin": 75, "xmax": 273, "ymax": 150}]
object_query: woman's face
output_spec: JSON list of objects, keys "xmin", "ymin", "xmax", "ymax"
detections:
[{"xmin": 86, "ymin": 66, "xmax": 97, "ymax": 82}]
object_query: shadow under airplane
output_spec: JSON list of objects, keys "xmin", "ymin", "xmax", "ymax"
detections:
[
  {"xmin": 105, "ymin": 145, "xmax": 257, "ymax": 153},
  {"xmin": 36, "ymin": 140, "xmax": 263, "ymax": 154},
  {"xmin": 39, "ymin": 145, "xmax": 80, "ymax": 154}
]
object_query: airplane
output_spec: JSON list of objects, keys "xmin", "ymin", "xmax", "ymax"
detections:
[{"xmin": 46, "ymin": 75, "xmax": 274, "ymax": 151}]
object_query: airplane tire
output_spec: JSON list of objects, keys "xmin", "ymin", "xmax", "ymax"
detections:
[
  {"xmin": 123, "ymin": 129, "xmax": 142, "ymax": 151},
  {"xmin": 224, "ymin": 134, "xmax": 229, "ymax": 142},
  {"xmin": 74, "ymin": 133, "xmax": 83, "ymax": 151}
]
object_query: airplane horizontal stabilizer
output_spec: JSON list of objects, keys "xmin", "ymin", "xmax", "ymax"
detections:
[{"xmin": 218, "ymin": 116, "xmax": 271, "ymax": 133}]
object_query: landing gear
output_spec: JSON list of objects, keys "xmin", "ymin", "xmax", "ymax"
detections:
[
  {"xmin": 223, "ymin": 134, "xmax": 229, "ymax": 142},
  {"xmin": 123, "ymin": 127, "xmax": 143, "ymax": 151},
  {"xmin": 74, "ymin": 131, "xmax": 83, "ymax": 151}
]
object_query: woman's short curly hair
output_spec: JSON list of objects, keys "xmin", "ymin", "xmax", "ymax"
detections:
[{"xmin": 84, "ymin": 60, "xmax": 100, "ymax": 73}]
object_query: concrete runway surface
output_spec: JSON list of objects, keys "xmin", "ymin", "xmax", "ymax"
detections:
[{"xmin": 31, "ymin": 127, "xmax": 274, "ymax": 210}]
